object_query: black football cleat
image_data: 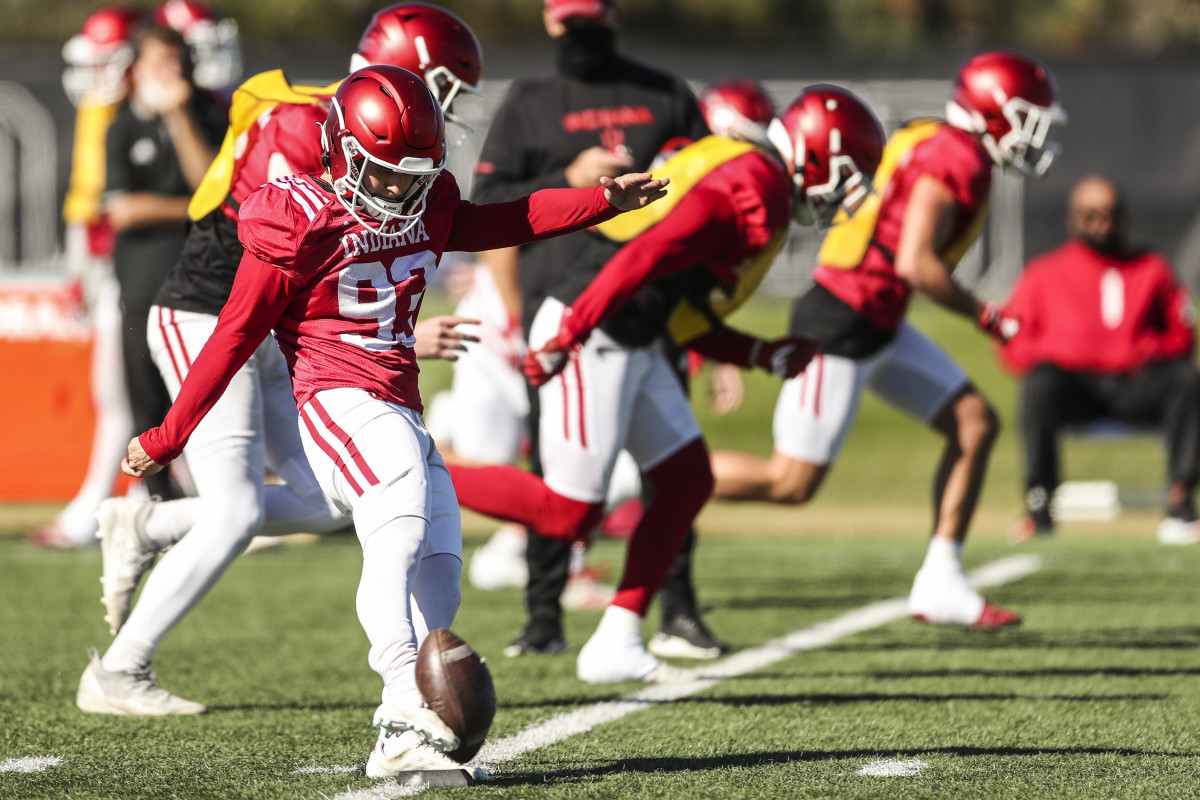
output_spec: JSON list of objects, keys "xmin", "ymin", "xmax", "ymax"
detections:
[
  {"xmin": 503, "ymin": 622, "xmax": 567, "ymax": 657},
  {"xmin": 648, "ymin": 614, "xmax": 730, "ymax": 660}
]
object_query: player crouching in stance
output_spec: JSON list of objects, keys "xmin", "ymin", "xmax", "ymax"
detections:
[
  {"xmin": 449, "ymin": 86, "xmax": 886, "ymax": 684},
  {"xmin": 709, "ymin": 52, "xmax": 1066, "ymax": 628},
  {"xmin": 109, "ymin": 65, "xmax": 667, "ymax": 779}
]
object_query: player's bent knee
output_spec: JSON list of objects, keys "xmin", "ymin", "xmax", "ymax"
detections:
[
  {"xmin": 774, "ymin": 478, "xmax": 817, "ymax": 506},
  {"xmin": 955, "ymin": 394, "xmax": 1000, "ymax": 453},
  {"xmin": 539, "ymin": 492, "xmax": 605, "ymax": 540}
]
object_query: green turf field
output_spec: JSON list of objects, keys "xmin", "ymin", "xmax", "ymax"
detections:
[{"xmin": 3, "ymin": 298, "xmax": 1195, "ymax": 799}]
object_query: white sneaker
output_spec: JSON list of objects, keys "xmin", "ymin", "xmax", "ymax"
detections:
[
  {"xmin": 907, "ymin": 566, "xmax": 986, "ymax": 626},
  {"xmin": 576, "ymin": 629, "xmax": 688, "ymax": 684},
  {"xmin": 367, "ymin": 729, "xmax": 485, "ymax": 779},
  {"xmin": 468, "ymin": 527, "xmax": 528, "ymax": 591},
  {"xmin": 96, "ymin": 497, "xmax": 158, "ymax": 635},
  {"xmin": 372, "ymin": 702, "xmax": 460, "ymax": 754},
  {"xmin": 1157, "ymin": 517, "xmax": 1200, "ymax": 546},
  {"xmin": 76, "ymin": 649, "xmax": 206, "ymax": 715}
]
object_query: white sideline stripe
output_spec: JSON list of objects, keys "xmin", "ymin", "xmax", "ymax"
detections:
[
  {"xmin": 0, "ymin": 755, "xmax": 63, "ymax": 773},
  {"xmin": 331, "ymin": 554, "xmax": 1041, "ymax": 800},
  {"xmin": 857, "ymin": 758, "xmax": 929, "ymax": 777},
  {"xmin": 293, "ymin": 765, "xmax": 358, "ymax": 774}
]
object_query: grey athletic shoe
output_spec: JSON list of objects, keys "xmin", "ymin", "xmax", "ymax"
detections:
[
  {"xmin": 96, "ymin": 497, "xmax": 157, "ymax": 635},
  {"xmin": 76, "ymin": 649, "xmax": 206, "ymax": 716}
]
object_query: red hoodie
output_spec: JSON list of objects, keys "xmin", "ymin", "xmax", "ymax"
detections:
[{"xmin": 999, "ymin": 239, "xmax": 1194, "ymax": 375}]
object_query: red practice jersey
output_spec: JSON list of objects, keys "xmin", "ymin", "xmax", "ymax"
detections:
[
  {"xmin": 565, "ymin": 150, "xmax": 791, "ymax": 340},
  {"xmin": 814, "ymin": 124, "xmax": 993, "ymax": 331},
  {"xmin": 223, "ymin": 102, "xmax": 327, "ymax": 218},
  {"xmin": 139, "ymin": 172, "xmax": 620, "ymax": 464},
  {"xmin": 999, "ymin": 239, "xmax": 1195, "ymax": 375}
]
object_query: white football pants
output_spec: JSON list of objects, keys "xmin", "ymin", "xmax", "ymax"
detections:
[
  {"xmin": 298, "ymin": 387, "xmax": 462, "ymax": 705},
  {"xmin": 56, "ymin": 270, "xmax": 133, "ymax": 545},
  {"xmin": 107, "ymin": 308, "xmax": 344, "ymax": 666},
  {"xmin": 530, "ymin": 298, "xmax": 700, "ymax": 503},
  {"xmin": 772, "ymin": 321, "xmax": 970, "ymax": 465}
]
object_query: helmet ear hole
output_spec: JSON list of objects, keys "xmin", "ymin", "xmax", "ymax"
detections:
[{"xmin": 321, "ymin": 152, "xmax": 330, "ymax": 169}]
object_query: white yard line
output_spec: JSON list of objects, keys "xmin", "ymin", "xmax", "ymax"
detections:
[
  {"xmin": 857, "ymin": 758, "xmax": 930, "ymax": 777},
  {"xmin": 330, "ymin": 554, "xmax": 1041, "ymax": 799},
  {"xmin": 0, "ymin": 756, "xmax": 63, "ymax": 773}
]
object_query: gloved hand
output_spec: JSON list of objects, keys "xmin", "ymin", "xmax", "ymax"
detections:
[
  {"xmin": 978, "ymin": 301, "xmax": 1019, "ymax": 343},
  {"xmin": 752, "ymin": 336, "xmax": 818, "ymax": 379},
  {"xmin": 522, "ymin": 309, "xmax": 582, "ymax": 387}
]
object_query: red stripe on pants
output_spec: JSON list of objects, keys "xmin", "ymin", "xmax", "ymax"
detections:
[{"xmin": 300, "ymin": 405, "xmax": 364, "ymax": 496}]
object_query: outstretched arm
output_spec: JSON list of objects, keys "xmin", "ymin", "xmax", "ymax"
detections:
[
  {"xmin": 126, "ymin": 252, "xmax": 299, "ymax": 476},
  {"xmin": 446, "ymin": 173, "xmax": 669, "ymax": 253}
]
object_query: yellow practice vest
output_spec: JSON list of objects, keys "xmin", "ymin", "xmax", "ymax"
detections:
[
  {"xmin": 188, "ymin": 69, "xmax": 341, "ymax": 221},
  {"xmin": 594, "ymin": 135, "xmax": 789, "ymax": 345},
  {"xmin": 63, "ymin": 99, "xmax": 120, "ymax": 224},
  {"xmin": 817, "ymin": 118, "xmax": 988, "ymax": 272}
]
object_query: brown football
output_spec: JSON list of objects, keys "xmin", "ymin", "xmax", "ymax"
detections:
[{"xmin": 415, "ymin": 628, "xmax": 497, "ymax": 763}]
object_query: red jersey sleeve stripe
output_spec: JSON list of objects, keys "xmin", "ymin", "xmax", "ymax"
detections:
[
  {"xmin": 282, "ymin": 180, "xmax": 319, "ymax": 221},
  {"xmin": 290, "ymin": 175, "xmax": 327, "ymax": 212}
]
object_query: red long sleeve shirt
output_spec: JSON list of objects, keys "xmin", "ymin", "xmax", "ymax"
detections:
[
  {"xmin": 140, "ymin": 172, "xmax": 619, "ymax": 465},
  {"xmin": 999, "ymin": 239, "xmax": 1195, "ymax": 375},
  {"xmin": 561, "ymin": 150, "xmax": 791, "ymax": 365}
]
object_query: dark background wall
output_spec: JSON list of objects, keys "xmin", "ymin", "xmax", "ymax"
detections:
[{"xmin": 1, "ymin": 13, "xmax": 1198, "ymax": 288}]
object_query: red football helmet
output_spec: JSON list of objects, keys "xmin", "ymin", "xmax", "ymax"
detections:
[
  {"xmin": 351, "ymin": 3, "xmax": 483, "ymax": 134},
  {"xmin": 766, "ymin": 85, "xmax": 886, "ymax": 227},
  {"xmin": 946, "ymin": 51, "xmax": 1066, "ymax": 177},
  {"xmin": 61, "ymin": 6, "xmax": 143, "ymax": 107},
  {"xmin": 154, "ymin": 0, "xmax": 242, "ymax": 91},
  {"xmin": 698, "ymin": 79, "xmax": 775, "ymax": 146},
  {"xmin": 321, "ymin": 65, "xmax": 447, "ymax": 238}
]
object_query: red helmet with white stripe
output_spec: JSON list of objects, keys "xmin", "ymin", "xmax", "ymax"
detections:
[
  {"xmin": 767, "ymin": 85, "xmax": 885, "ymax": 227},
  {"xmin": 154, "ymin": 0, "xmax": 242, "ymax": 91},
  {"xmin": 62, "ymin": 6, "xmax": 143, "ymax": 106},
  {"xmin": 946, "ymin": 51, "xmax": 1066, "ymax": 177},
  {"xmin": 351, "ymin": 3, "xmax": 483, "ymax": 133},
  {"xmin": 698, "ymin": 79, "xmax": 775, "ymax": 146},
  {"xmin": 321, "ymin": 65, "xmax": 447, "ymax": 238}
]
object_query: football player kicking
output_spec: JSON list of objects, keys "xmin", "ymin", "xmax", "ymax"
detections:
[
  {"xmin": 79, "ymin": 2, "xmax": 484, "ymax": 722},
  {"xmin": 708, "ymin": 51, "xmax": 1067, "ymax": 628},
  {"xmin": 448, "ymin": 86, "xmax": 886, "ymax": 684},
  {"xmin": 114, "ymin": 65, "xmax": 666, "ymax": 778}
]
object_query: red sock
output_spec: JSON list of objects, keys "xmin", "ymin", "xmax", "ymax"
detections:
[
  {"xmin": 447, "ymin": 463, "xmax": 604, "ymax": 541},
  {"xmin": 612, "ymin": 438, "xmax": 714, "ymax": 616}
]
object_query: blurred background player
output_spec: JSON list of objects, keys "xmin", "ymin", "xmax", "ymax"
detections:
[
  {"xmin": 154, "ymin": 0, "xmax": 242, "ymax": 102},
  {"xmin": 82, "ymin": 4, "xmax": 486, "ymax": 716},
  {"xmin": 104, "ymin": 24, "xmax": 226, "ymax": 505},
  {"xmin": 427, "ymin": 246, "xmax": 647, "ymax": 609},
  {"xmin": 28, "ymin": 6, "xmax": 142, "ymax": 549},
  {"xmin": 999, "ymin": 175, "xmax": 1200, "ymax": 545},
  {"xmin": 451, "ymin": 86, "xmax": 885, "ymax": 683},
  {"xmin": 709, "ymin": 51, "xmax": 1067, "ymax": 628},
  {"xmin": 467, "ymin": 0, "xmax": 718, "ymax": 660},
  {"xmin": 105, "ymin": 63, "xmax": 666, "ymax": 777},
  {"xmin": 697, "ymin": 77, "xmax": 775, "ymax": 147}
]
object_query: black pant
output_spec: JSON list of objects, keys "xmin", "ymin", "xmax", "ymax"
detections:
[
  {"xmin": 523, "ymin": 345, "xmax": 702, "ymax": 633},
  {"xmin": 120, "ymin": 296, "xmax": 179, "ymax": 500},
  {"xmin": 1020, "ymin": 360, "xmax": 1200, "ymax": 501}
]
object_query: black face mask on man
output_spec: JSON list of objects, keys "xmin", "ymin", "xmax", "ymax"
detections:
[
  {"xmin": 1078, "ymin": 228, "xmax": 1122, "ymax": 255},
  {"xmin": 1070, "ymin": 206, "xmax": 1124, "ymax": 256}
]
